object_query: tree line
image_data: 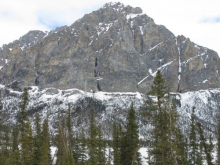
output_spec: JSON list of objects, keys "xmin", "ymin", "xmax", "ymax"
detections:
[{"xmin": 0, "ymin": 70, "xmax": 220, "ymax": 165}]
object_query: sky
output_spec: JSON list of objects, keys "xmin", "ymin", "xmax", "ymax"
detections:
[{"xmin": 0, "ymin": 0, "xmax": 220, "ymax": 55}]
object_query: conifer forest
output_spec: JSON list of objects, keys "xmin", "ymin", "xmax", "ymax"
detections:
[{"xmin": 0, "ymin": 71, "xmax": 219, "ymax": 165}]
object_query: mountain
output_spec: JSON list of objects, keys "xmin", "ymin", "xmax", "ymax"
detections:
[{"xmin": 0, "ymin": 2, "xmax": 219, "ymax": 93}]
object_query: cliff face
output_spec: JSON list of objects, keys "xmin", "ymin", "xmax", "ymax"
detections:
[{"xmin": 0, "ymin": 2, "xmax": 219, "ymax": 93}]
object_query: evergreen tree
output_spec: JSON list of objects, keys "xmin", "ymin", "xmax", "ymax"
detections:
[
  {"xmin": 97, "ymin": 126, "xmax": 106, "ymax": 165},
  {"xmin": 66, "ymin": 105, "xmax": 74, "ymax": 157},
  {"xmin": 73, "ymin": 133, "xmax": 80, "ymax": 164},
  {"xmin": 88, "ymin": 107, "xmax": 98, "ymax": 165},
  {"xmin": 121, "ymin": 103, "xmax": 140, "ymax": 165},
  {"xmin": 10, "ymin": 125, "xmax": 21, "ymax": 165},
  {"xmin": 197, "ymin": 122, "xmax": 213, "ymax": 165},
  {"xmin": 0, "ymin": 125, "xmax": 10, "ymax": 165},
  {"xmin": 33, "ymin": 113, "xmax": 41, "ymax": 165},
  {"xmin": 56, "ymin": 113, "xmax": 65, "ymax": 165},
  {"xmin": 146, "ymin": 71, "xmax": 177, "ymax": 165},
  {"xmin": 113, "ymin": 122, "xmax": 122, "ymax": 165},
  {"xmin": 63, "ymin": 152, "xmax": 75, "ymax": 165},
  {"xmin": 20, "ymin": 119, "xmax": 35, "ymax": 165},
  {"xmin": 39, "ymin": 117, "xmax": 51, "ymax": 165},
  {"xmin": 78, "ymin": 128, "xmax": 87, "ymax": 165},
  {"xmin": 19, "ymin": 88, "xmax": 29, "ymax": 133},
  {"xmin": 175, "ymin": 127, "xmax": 189, "ymax": 165},
  {"xmin": 188, "ymin": 107, "xmax": 202, "ymax": 165},
  {"xmin": 18, "ymin": 88, "xmax": 34, "ymax": 165}
]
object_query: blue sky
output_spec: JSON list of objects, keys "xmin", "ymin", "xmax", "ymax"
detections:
[{"xmin": 0, "ymin": 0, "xmax": 220, "ymax": 55}]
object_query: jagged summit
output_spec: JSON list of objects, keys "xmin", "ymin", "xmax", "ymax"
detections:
[
  {"xmin": 102, "ymin": 2, "xmax": 143, "ymax": 14},
  {"xmin": 0, "ymin": 3, "xmax": 219, "ymax": 93}
]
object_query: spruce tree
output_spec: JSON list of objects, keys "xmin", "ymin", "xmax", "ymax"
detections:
[
  {"xmin": 56, "ymin": 113, "xmax": 65, "ymax": 165},
  {"xmin": 39, "ymin": 117, "xmax": 51, "ymax": 165},
  {"xmin": 10, "ymin": 125, "xmax": 21, "ymax": 165},
  {"xmin": 113, "ymin": 122, "xmax": 122, "ymax": 165},
  {"xmin": 20, "ymin": 119, "xmax": 35, "ymax": 165},
  {"xmin": 121, "ymin": 103, "xmax": 140, "ymax": 165},
  {"xmin": 79, "ymin": 128, "xmax": 87, "ymax": 165},
  {"xmin": 19, "ymin": 88, "xmax": 29, "ymax": 133},
  {"xmin": 88, "ymin": 107, "xmax": 98, "ymax": 165},
  {"xmin": 188, "ymin": 107, "xmax": 202, "ymax": 165},
  {"xmin": 33, "ymin": 113, "xmax": 41, "ymax": 165},
  {"xmin": 97, "ymin": 126, "xmax": 106, "ymax": 165},
  {"xmin": 66, "ymin": 105, "xmax": 74, "ymax": 154},
  {"xmin": 197, "ymin": 122, "xmax": 213, "ymax": 165},
  {"xmin": 18, "ymin": 88, "xmax": 34, "ymax": 165},
  {"xmin": 146, "ymin": 71, "xmax": 173, "ymax": 164}
]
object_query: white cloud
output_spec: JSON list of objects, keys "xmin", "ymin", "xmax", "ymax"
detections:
[{"xmin": 0, "ymin": 0, "xmax": 220, "ymax": 55}]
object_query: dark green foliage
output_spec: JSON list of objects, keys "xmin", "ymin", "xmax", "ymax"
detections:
[
  {"xmin": 146, "ymin": 71, "xmax": 171, "ymax": 164},
  {"xmin": 121, "ymin": 103, "xmax": 140, "ymax": 165},
  {"xmin": 19, "ymin": 88, "xmax": 29, "ymax": 133},
  {"xmin": 88, "ymin": 108, "xmax": 98, "ymax": 165},
  {"xmin": 74, "ymin": 129, "xmax": 87, "ymax": 165},
  {"xmin": 197, "ymin": 122, "xmax": 213, "ymax": 165},
  {"xmin": 189, "ymin": 107, "xmax": 202, "ymax": 165},
  {"xmin": 97, "ymin": 126, "xmax": 106, "ymax": 165},
  {"xmin": 66, "ymin": 104, "xmax": 74, "ymax": 152},
  {"xmin": 145, "ymin": 70, "xmax": 188, "ymax": 165},
  {"xmin": 63, "ymin": 152, "xmax": 75, "ymax": 165},
  {"xmin": 20, "ymin": 119, "xmax": 35, "ymax": 165},
  {"xmin": 10, "ymin": 125, "xmax": 21, "ymax": 165},
  {"xmin": 56, "ymin": 114, "xmax": 65, "ymax": 165},
  {"xmin": 39, "ymin": 117, "xmax": 51, "ymax": 165},
  {"xmin": 113, "ymin": 122, "xmax": 122, "ymax": 165},
  {"xmin": 33, "ymin": 113, "xmax": 41, "ymax": 165}
]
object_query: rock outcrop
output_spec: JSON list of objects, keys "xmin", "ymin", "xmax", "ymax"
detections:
[{"xmin": 0, "ymin": 2, "xmax": 219, "ymax": 93}]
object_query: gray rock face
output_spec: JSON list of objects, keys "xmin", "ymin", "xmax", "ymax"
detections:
[{"xmin": 0, "ymin": 2, "xmax": 219, "ymax": 93}]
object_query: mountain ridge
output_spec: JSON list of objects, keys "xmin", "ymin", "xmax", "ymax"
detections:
[{"xmin": 0, "ymin": 2, "xmax": 219, "ymax": 93}]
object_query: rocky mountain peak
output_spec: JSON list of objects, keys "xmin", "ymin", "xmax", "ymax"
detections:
[
  {"xmin": 0, "ymin": 3, "xmax": 219, "ymax": 93},
  {"xmin": 102, "ymin": 2, "xmax": 143, "ymax": 15}
]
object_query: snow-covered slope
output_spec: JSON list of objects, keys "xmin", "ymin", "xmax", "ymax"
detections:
[{"xmin": 0, "ymin": 85, "xmax": 219, "ymax": 138}]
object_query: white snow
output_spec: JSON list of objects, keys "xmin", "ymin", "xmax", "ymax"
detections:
[
  {"xmin": 126, "ymin": 13, "xmax": 144, "ymax": 20},
  {"xmin": 148, "ymin": 69, "xmax": 153, "ymax": 76},
  {"xmin": 96, "ymin": 77, "xmax": 103, "ymax": 81},
  {"xmin": 138, "ymin": 61, "xmax": 173, "ymax": 85},
  {"xmin": 139, "ymin": 26, "xmax": 144, "ymax": 35},
  {"xmin": 5, "ymin": 59, "xmax": 9, "ymax": 64},
  {"xmin": 138, "ymin": 76, "xmax": 149, "ymax": 85},
  {"xmin": 176, "ymin": 38, "xmax": 181, "ymax": 82},
  {"xmin": 202, "ymin": 79, "xmax": 208, "ymax": 83},
  {"xmin": 139, "ymin": 147, "xmax": 148, "ymax": 165},
  {"xmin": 148, "ymin": 42, "xmax": 163, "ymax": 51},
  {"xmin": 89, "ymin": 40, "xmax": 93, "ymax": 45},
  {"xmin": 181, "ymin": 52, "xmax": 206, "ymax": 65},
  {"xmin": 0, "ymin": 66, "xmax": 3, "ymax": 70},
  {"xmin": 194, "ymin": 44, "xmax": 200, "ymax": 49},
  {"xmin": 151, "ymin": 61, "xmax": 174, "ymax": 77},
  {"xmin": 50, "ymin": 146, "xmax": 57, "ymax": 165}
]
